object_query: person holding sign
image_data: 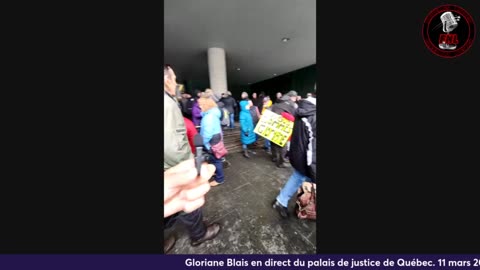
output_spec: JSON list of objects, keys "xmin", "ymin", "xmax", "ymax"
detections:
[
  {"xmin": 273, "ymin": 95, "xmax": 316, "ymax": 218},
  {"xmin": 270, "ymin": 91, "xmax": 298, "ymax": 168},
  {"xmin": 239, "ymin": 92, "xmax": 256, "ymax": 158}
]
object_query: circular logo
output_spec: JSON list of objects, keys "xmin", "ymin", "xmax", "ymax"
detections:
[{"xmin": 422, "ymin": 5, "xmax": 476, "ymax": 58}]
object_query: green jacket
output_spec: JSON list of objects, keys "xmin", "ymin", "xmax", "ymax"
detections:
[{"xmin": 164, "ymin": 91, "xmax": 193, "ymax": 170}]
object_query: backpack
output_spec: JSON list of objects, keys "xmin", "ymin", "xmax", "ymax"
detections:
[
  {"xmin": 295, "ymin": 182, "xmax": 316, "ymax": 220},
  {"xmin": 249, "ymin": 106, "xmax": 260, "ymax": 125},
  {"xmin": 221, "ymin": 108, "xmax": 230, "ymax": 127}
]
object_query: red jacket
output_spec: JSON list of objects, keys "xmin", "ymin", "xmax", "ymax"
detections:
[{"xmin": 183, "ymin": 117, "xmax": 198, "ymax": 154}]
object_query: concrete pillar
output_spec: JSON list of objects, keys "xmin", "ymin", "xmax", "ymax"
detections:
[{"xmin": 207, "ymin": 47, "xmax": 228, "ymax": 98}]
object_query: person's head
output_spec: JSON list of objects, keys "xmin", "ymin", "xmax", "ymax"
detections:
[
  {"xmin": 194, "ymin": 89, "xmax": 202, "ymax": 98},
  {"xmin": 259, "ymin": 91, "xmax": 265, "ymax": 98},
  {"xmin": 296, "ymin": 96, "xmax": 302, "ymax": 101},
  {"xmin": 276, "ymin": 92, "xmax": 282, "ymax": 99},
  {"xmin": 226, "ymin": 91, "xmax": 232, "ymax": 97},
  {"xmin": 203, "ymin": 89, "xmax": 213, "ymax": 100},
  {"xmin": 197, "ymin": 96, "xmax": 217, "ymax": 112},
  {"xmin": 204, "ymin": 88, "xmax": 220, "ymax": 102},
  {"xmin": 204, "ymin": 88, "xmax": 213, "ymax": 97},
  {"xmin": 263, "ymin": 96, "xmax": 270, "ymax": 103},
  {"xmin": 252, "ymin": 92, "xmax": 257, "ymax": 99},
  {"xmin": 307, "ymin": 93, "xmax": 312, "ymax": 98},
  {"xmin": 241, "ymin": 92, "xmax": 249, "ymax": 100},
  {"xmin": 285, "ymin": 90, "xmax": 298, "ymax": 102},
  {"xmin": 164, "ymin": 65, "xmax": 177, "ymax": 96},
  {"xmin": 182, "ymin": 92, "xmax": 191, "ymax": 99}
]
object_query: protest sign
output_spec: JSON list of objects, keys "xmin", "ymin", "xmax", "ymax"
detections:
[{"xmin": 254, "ymin": 109, "xmax": 293, "ymax": 147}]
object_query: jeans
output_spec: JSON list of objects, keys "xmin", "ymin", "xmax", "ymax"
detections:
[
  {"xmin": 276, "ymin": 169, "xmax": 312, "ymax": 207},
  {"xmin": 164, "ymin": 209, "xmax": 207, "ymax": 241},
  {"xmin": 264, "ymin": 139, "xmax": 271, "ymax": 150},
  {"xmin": 209, "ymin": 153, "xmax": 225, "ymax": 183},
  {"xmin": 229, "ymin": 113, "xmax": 235, "ymax": 129},
  {"xmin": 242, "ymin": 144, "xmax": 254, "ymax": 150}
]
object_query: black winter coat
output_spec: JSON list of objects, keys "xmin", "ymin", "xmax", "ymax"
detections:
[
  {"xmin": 288, "ymin": 99, "xmax": 316, "ymax": 181},
  {"xmin": 219, "ymin": 96, "xmax": 237, "ymax": 114},
  {"xmin": 271, "ymin": 99, "xmax": 296, "ymax": 116}
]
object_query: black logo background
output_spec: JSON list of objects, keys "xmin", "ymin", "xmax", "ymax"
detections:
[{"xmin": 423, "ymin": 5, "xmax": 475, "ymax": 58}]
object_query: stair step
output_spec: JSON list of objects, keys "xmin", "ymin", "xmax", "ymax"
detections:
[
  {"xmin": 195, "ymin": 122, "xmax": 267, "ymax": 153},
  {"xmin": 225, "ymin": 142, "xmax": 266, "ymax": 153}
]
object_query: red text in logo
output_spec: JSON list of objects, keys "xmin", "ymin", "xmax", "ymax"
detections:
[{"xmin": 439, "ymin": 34, "xmax": 459, "ymax": 45}]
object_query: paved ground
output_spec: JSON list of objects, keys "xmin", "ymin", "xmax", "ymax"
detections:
[{"xmin": 165, "ymin": 145, "xmax": 316, "ymax": 254}]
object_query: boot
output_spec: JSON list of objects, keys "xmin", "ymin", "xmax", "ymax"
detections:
[
  {"xmin": 191, "ymin": 223, "xmax": 221, "ymax": 246},
  {"xmin": 272, "ymin": 200, "xmax": 289, "ymax": 218},
  {"xmin": 243, "ymin": 149, "xmax": 250, "ymax": 158},
  {"xmin": 248, "ymin": 149, "xmax": 256, "ymax": 155}
]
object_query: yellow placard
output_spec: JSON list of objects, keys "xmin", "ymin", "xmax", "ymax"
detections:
[
  {"xmin": 254, "ymin": 109, "xmax": 293, "ymax": 147},
  {"xmin": 177, "ymin": 84, "xmax": 184, "ymax": 93}
]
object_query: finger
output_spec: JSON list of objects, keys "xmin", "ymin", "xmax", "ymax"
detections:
[
  {"xmin": 164, "ymin": 159, "xmax": 195, "ymax": 175},
  {"xmin": 164, "ymin": 197, "xmax": 187, "ymax": 218},
  {"xmin": 199, "ymin": 163, "xmax": 216, "ymax": 182},
  {"xmin": 164, "ymin": 165, "xmax": 198, "ymax": 189},
  {"xmin": 164, "ymin": 181, "xmax": 210, "ymax": 216},
  {"xmin": 183, "ymin": 197, "xmax": 206, "ymax": 214},
  {"xmin": 164, "ymin": 162, "xmax": 214, "ymax": 202},
  {"xmin": 164, "ymin": 186, "xmax": 182, "ymax": 203},
  {"xmin": 180, "ymin": 182, "xmax": 211, "ymax": 201}
]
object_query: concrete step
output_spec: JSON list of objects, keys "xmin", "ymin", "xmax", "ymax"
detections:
[
  {"xmin": 223, "ymin": 135, "xmax": 265, "ymax": 143},
  {"xmin": 197, "ymin": 122, "xmax": 266, "ymax": 153},
  {"xmin": 225, "ymin": 140, "xmax": 266, "ymax": 153}
]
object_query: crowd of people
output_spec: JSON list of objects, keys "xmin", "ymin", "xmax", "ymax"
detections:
[{"xmin": 163, "ymin": 64, "xmax": 317, "ymax": 253}]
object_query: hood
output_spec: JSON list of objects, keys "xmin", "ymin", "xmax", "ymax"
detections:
[
  {"xmin": 239, "ymin": 100, "xmax": 250, "ymax": 112},
  {"xmin": 296, "ymin": 99, "xmax": 316, "ymax": 117},
  {"xmin": 305, "ymin": 96, "xmax": 316, "ymax": 105}
]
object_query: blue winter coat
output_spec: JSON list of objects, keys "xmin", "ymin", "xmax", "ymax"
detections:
[
  {"xmin": 200, "ymin": 107, "xmax": 222, "ymax": 150},
  {"xmin": 239, "ymin": 100, "xmax": 256, "ymax": 145}
]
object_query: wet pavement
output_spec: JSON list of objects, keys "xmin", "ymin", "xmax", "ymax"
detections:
[{"xmin": 165, "ymin": 133, "xmax": 316, "ymax": 254}]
